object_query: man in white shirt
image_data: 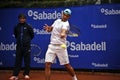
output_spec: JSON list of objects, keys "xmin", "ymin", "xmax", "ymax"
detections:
[{"xmin": 44, "ymin": 9, "xmax": 78, "ymax": 80}]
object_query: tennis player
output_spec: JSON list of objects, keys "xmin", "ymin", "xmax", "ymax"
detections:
[{"xmin": 44, "ymin": 9, "xmax": 78, "ymax": 80}]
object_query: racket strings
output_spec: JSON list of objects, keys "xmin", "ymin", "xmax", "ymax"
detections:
[{"xmin": 68, "ymin": 24, "xmax": 80, "ymax": 36}]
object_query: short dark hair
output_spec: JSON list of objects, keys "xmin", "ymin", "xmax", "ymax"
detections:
[{"xmin": 18, "ymin": 14, "xmax": 26, "ymax": 19}]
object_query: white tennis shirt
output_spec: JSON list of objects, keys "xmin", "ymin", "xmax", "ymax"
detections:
[{"xmin": 50, "ymin": 19, "xmax": 70, "ymax": 45}]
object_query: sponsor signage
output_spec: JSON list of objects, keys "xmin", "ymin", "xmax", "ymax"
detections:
[{"xmin": 0, "ymin": 4, "xmax": 120, "ymax": 70}]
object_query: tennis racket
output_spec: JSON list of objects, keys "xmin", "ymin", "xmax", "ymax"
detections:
[{"xmin": 67, "ymin": 24, "xmax": 81, "ymax": 37}]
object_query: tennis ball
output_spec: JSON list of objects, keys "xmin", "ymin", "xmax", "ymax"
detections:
[{"xmin": 61, "ymin": 44, "xmax": 67, "ymax": 49}]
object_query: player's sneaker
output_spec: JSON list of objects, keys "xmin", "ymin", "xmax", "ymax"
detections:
[
  {"xmin": 24, "ymin": 75, "xmax": 30, "ymax": 80},
  {"xmin": 9, "ymin": 76, "xmax": 18, "ymax": 80},
  {"xmin": 72, "ymin": 75, "xmax": 77, "ymax": 80}
]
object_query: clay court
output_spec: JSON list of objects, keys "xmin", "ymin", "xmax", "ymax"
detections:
[{"xmin": 0, "ymin": 70, "xmax": 120, "ymax": 80}]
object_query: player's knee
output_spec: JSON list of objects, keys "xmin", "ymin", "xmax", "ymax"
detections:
[
  {"xmin": 64, "ymin": 64, "xmax": 70, "ymax": 67},
  {"xmin": 64, "ymin": 64, "xmax": 73, "ymax": 69},
  {"xmin": 45, "ymin": 62, "xmax": 51, "ymax": 68}
]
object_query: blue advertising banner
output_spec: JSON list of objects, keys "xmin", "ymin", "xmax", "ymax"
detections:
[{"xmin": 0, "ymin": 4, "xmax": 120, "ymax": 70}]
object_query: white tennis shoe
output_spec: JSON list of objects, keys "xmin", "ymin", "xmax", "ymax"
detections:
[
  {"xmin": 72, "ymin": 75, "xmax": 78, "ymax": 80},
  {"xmin": 9, "ymin": 76, "xmax": 18, "ymax": 80},
  {"xmin": 24, "ymin": 75, "xmax": 30, "ymax": 80}
]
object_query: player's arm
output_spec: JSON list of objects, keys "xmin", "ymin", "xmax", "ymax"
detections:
[
  {"xmin": 60, "ymin": 29, "xmax": 67, "ymax": 38},
  {"xmin": 43, "ymin": 24, "xmax": 53, "ymax": 32}
]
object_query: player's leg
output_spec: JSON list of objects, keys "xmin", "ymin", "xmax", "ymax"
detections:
[
  {"xmin": 45, "ymin": 62, "xmax": 52, "ymax": 80},
  {"xmin": 64, "ymin": 64, "xmax": 77, "ymax": 80},
  {"xmin": 56, "ymin": 48, "xmax": 77, "ymax": 80},
  {"xmin": 45, "ymin": 44, "xmax": 56, "ymax": 80}
]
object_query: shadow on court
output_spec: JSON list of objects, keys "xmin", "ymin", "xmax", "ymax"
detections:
[{"xmin": 0, "ymin": 70, "xmax": 120, "ymax": 80}]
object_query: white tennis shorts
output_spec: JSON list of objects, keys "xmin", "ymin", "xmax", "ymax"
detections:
[{"xmin": 45, "ymin": 44, "xmax": 69, "ymax": 65}]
